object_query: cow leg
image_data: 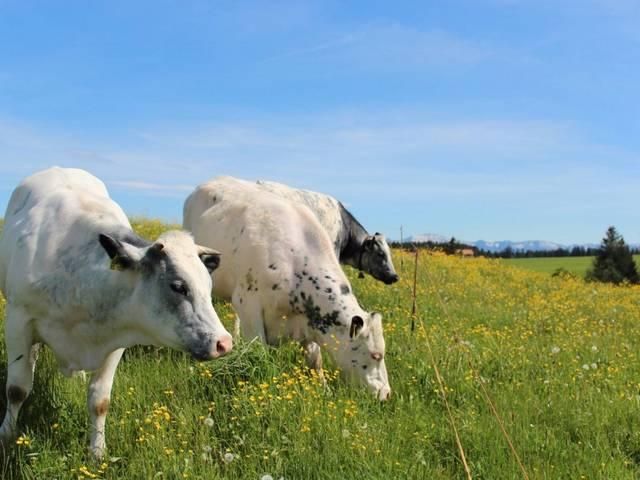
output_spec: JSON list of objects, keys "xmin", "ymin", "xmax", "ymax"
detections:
[
  {"xmin": 0, "ymin": 306, "xmax": 36, "ymax": 445},
  {"xmin": 303, "ymin": 341, "xmax": 326, "ymax": 385},
  {"xmin": 232, "ymin": 290, "xmax": 266, "ymax": 343},
  {"xmin": 87, "ymin": 348, "xmax": 124, "ymax": 459}
]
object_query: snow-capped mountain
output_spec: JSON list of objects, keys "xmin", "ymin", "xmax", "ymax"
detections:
[{"xmin": 473, "ymin": 240, "xmax": 564, "ymax": 253}]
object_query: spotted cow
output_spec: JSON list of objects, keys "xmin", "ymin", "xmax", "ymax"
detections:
[
  {"xmin": 183, "ymin": 176, "xmax": 391, "ymax": 400},
  {"xmin": 0, "ymin": 167, "xmax": 232, "ymax": 458},
  {"xmin": 255, "ymin": 179, "xmax": 399, "ymax": 285}
]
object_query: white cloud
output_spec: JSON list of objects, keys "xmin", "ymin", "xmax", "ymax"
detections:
[
  {"xmin": 0, "ymin": 111, "xmax": 637, "ymax": 206},
  {"xmin": 260, "ymin": 23, "xmax": 496, "ymax": 71}
]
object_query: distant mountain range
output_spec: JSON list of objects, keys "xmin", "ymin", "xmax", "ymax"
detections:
[{"xmin": 403, "ymin": 234, "xmax": 625, "ymax": 253}]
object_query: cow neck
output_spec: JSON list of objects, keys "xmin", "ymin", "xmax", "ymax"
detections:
[{"xmin": 337, "ymin": 203, "xmax": 369, "ymax": 270}]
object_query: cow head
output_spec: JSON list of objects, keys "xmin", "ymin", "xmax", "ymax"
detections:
[
  {"xmin": 99, "ymin": 230, "xmax": 232, "ymax": 360},
  {"xmin": 325, "ymin": 311, "xmax": 390, "ymax": 400},
  {"xmin": 360, "ymin": 233, "xmax": 398, "ymax": 285}
]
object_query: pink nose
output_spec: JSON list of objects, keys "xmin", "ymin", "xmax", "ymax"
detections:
[
  {"xmin": 378, "ymin": 385, "xmax": 391, "ymax": 401},
  {"xmin": 212, "ymin": 334, "xmax": 233, "ymax": 358}
]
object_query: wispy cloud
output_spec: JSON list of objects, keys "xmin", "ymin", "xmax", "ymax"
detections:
[
  {"xmin": 0, "ymin": 110, "xmax": 637, "ymax": 205},
  {"xmin": 260, "ymin": 23, "xmax": 496, "ymax": 71}
]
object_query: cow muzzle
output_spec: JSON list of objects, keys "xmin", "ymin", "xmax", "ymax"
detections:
[
  {"xmin": 190, "ymin": 333, "xmax": 233, "ymax": 361},
  {"xmin": 384, "ymin": 273, "xmax": 399, "ymax": 285},
  {"xmin": 377, "ymin": 384, "xmax": 391, "ymax": 401},
  {"xmin": 211, "ymin": 334, "xmax": 233, "ymax": 358}
]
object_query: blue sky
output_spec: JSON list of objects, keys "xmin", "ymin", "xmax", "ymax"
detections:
[{"xmin": 1, "ymin": 0, "xmax": 639, "ymax": 244}]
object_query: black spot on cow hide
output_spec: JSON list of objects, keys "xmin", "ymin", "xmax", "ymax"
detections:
[{"xmin": 303, "ymin": 297, "xmax": 341, "ymax": 334}]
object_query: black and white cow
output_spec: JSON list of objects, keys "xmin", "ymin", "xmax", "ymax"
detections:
[
  {"xmin": 183, "ymin": 176, "xmax": 391, "ymax": 400},
  {"xmin": 255, "ymin": 180, "xmax": 399, "ymax": 285},
  {"xmin": 0, "ymin": 167, "xmax": 232, "ymax": 458}
]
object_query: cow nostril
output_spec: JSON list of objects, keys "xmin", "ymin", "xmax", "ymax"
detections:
[{"xmin": 215, "ymin": 335, "xmax": 233, "ymax": 356}]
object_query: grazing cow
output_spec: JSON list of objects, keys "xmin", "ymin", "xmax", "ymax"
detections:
[
  {"xmin": 255, "ymin": 179, "xmax": 399, "ymax": 285},
  {"xmin": 183, "ymin": 176, "xmax": 391, "ymax": 400},
  {"xmin": 0, "ymin": 167, "xmax": 232, "ymax": 458}
]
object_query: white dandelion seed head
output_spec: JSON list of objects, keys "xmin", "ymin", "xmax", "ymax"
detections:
[
  {"xmin": 261, "ymin": 475, "xmax": 274, "ymax": 480},
  {"xmin": 591, "ymin": 346, "xmax": 598, "ymax": 352},
  {"xmin": 551, "ymin": 346, "xmax": 560, "ymax": 355},
  {"xmin": 223, "ymin": 452, "xmax": 235, "ymax": 463},
  {"xmin": 582, "ymin": 364, "xmax": 590, "ymax": 370},
  {"xmin": 202, "ymin": 445, "xmax": 212, "ymax": 453},
  {"xmin": 591, "ymin": 363, "xmax": 597, "ymax": 369},
  {"xmin": 342, "ymin": 429, "xmax": 350, "ymax": 439}
]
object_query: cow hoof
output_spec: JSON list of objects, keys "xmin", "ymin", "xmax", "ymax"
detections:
[
  {"xmin": 0, "ymin": 429, "xmax": 16, "ymax": 454},
  {"xmin": 89, "ymin": 445, "xmax": 106, "ymax": 461}
]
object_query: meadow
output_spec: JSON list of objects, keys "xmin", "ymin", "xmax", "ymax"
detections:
[
  {"xmin": 504, "ymin": 255, "xmax": 640, "ymax": 278},
  {"xmin": 1, "ymin": 219, "xmax": 640, "ymax": 479}
]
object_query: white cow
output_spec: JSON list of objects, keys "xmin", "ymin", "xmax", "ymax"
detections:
[
  {"xmin": 183, "ymin": 176, "xmax": 391, "ymax": 400},
  {"xmin": 256, "ymin": 179, "xmax": 399, "ymax": 285},
  {"xmin": 0, "ymin": 167, "xmax": 232, "ymax": 458}
]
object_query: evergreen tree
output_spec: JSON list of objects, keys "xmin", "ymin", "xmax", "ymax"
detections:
[{"xmin": 586, "ymin": 226, "xmax": 639, "ymax": 284}]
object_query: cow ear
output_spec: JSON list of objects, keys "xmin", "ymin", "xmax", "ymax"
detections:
[
  {"xmin": 349, "ymin": 315, "xmax": 365, "ymax": 339},
  {"xmin": 363, "ymin": 236, "xmax": 375, "ymax": 251},
  {"xmin": 145, "ymin": 242, "xmax": 165, "ymax": 260},
  {"xmin": 196, "ymin": 245, "xmax": 222, "ymax": 273},
  {"xmin": 99, "ymin": 234, "xmax": 137, "ymax": 270}
]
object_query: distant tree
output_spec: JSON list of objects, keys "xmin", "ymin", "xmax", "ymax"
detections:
[
  {"xmin": 586, "ymin": 226, "xmax": 639, "ymax": 284},
  {"xmin": 502, "ymin": 246, "xmax": 514, "ymax": 259},
  {"xmin": 570, "ymin": 246, "xmax": 585, "ymax": 257}
]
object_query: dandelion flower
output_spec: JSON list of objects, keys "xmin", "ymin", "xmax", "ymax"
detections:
[{"xmin": 203, "ymin": 417, "xmax": 214, "ymax": 427}]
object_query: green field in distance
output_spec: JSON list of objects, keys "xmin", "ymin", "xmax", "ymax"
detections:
[{"xmin": 503, "ymin": 255, "xmax": 640, "ymax": 277}]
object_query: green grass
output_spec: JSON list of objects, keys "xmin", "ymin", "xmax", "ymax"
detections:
[
  {"xmin": 1, "ymin": 220, "xmax": 640, "ymax": 479},
  {"xmin": 503, "ymin": 256, "xmax": 595, "ymax": 277},
  {"xmin": 504, "ymin": 255, "xmax": 640, "ymax": 277}
]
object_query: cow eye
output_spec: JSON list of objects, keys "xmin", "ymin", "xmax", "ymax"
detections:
[{"xmin": 170, "ymin": 281, "xmax": 189, "ymax": 296}]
